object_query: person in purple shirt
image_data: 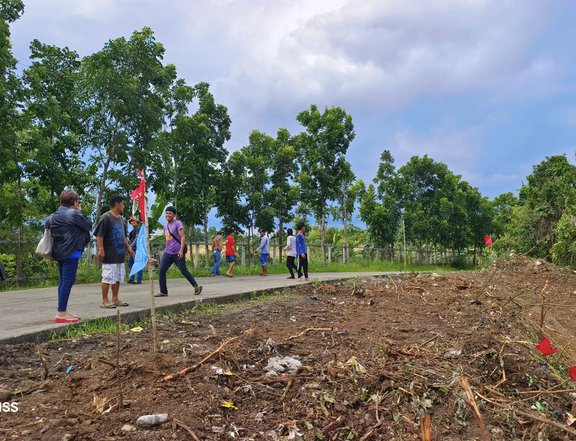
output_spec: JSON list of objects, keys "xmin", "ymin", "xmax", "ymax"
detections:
[
  {"xmin": 295, "ymin": 221, "xmax": 309, "ymax": 280},
  {"xmin": 156, "ymin": 206, "xmax": 203, "ymax": 297}
]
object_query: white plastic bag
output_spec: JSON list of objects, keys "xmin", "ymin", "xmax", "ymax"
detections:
[{"xmin": 35, "ymin": 228, "xmax": 53, "ymax": 259}]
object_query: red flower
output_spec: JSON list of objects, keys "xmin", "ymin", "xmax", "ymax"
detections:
[
  {"xmin": 569, "ymin": 366, "xmax": 576, "ymax": 381},
  {"xmin": 484, "ymin": 234, "xmax": 493, "ymax": 247},
  {"xmin": 535, "ymin": 337, "xmax": 557, "ymax": 356}
]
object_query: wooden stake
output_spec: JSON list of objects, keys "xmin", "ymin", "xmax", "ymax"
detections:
[{"xmin": 116, "ymin": 309, "xmax": 123, "ymax": 410}]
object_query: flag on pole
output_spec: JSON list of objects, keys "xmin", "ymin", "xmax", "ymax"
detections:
[
  {"xmin": 130, "ymin": 168, "xmax": 147, "ymax": 223},
  {"xmin": 130, "ymin": 223, "xmax": 148, "ymax": 277}
]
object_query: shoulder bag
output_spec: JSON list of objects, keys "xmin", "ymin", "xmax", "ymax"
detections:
[
  {"xmin": 35, "ymin": 216, "xmax": 54, "ymax": 260},
  {"xmin": 168, "ymin": 227, "xmax": 188, "ymax": 255}
]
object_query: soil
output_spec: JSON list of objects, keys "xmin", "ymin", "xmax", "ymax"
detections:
[{"xmin": 3, "ymin": 256, "xmax": 576, "ymax": 440}]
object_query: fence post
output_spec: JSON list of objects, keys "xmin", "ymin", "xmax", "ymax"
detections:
[
  {"xmin": 194, "ymin": 244, "xmax": 199, "ymax": 268},
  {"xmin": 328, "ymin": 245, "xmax": 332, "ymax": 263},
  {"xmin": 241, "ymin": 244, "xmax": 245, "ymax": 266}
]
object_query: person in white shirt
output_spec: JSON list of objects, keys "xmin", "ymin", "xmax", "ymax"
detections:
[
  {"xmin": 284, "ymin": 228, "xmax": 298, "ymax": 279},
  {"xmin": 257, "ymin": 228, "xmax": 270, "ymax": 276}
]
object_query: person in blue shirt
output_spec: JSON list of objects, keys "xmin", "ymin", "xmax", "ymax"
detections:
[
  {"xmin": 257, "ymin": 228, "xmax": 270, "ymax": 276},
  {"xmin": 295, "ymin": 222, "xmax": 308, "ymax": 280}
]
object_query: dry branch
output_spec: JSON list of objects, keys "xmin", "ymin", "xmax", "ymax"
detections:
[
  {"xmin": 35, "ymin": 346, "xmax": 49, "ymax": 381},
  {"xmin": 285, "ymin": 327, "xmax": 332, "ymax": 341},
  {"xmin": 476, "ymin": 391, "xmax": 576, "ymax": 437},
  {"xmin": 174, "ymin": 418, "xmax": 201, "ymax": 441},
  {"xmin": 458, "ymin": 376, "xmax": 491, "ymax": 441},
  {"xmin": 161, "ymin": 328, "xmax": 254, "ymax": 382},
  {"xmin": 420, "ymin": 415, "xmax": 431, "ymax": 441}
]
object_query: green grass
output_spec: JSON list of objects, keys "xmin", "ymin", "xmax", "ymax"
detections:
[
  {"xmin": 2, "ymin": 257, "xmax": 454, "ymax": 292},
  {"xmin": 46, "ymin": 317, "xmax": 135, "ymax": 341},
  {"xmin": 46, "ymin": 287, "xmax": 296, "ymax": 341}
]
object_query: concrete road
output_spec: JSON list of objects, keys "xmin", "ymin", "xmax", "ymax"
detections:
[{"xmin": 0, "ymin": 272, "xmax": 391, "ymax": 344}]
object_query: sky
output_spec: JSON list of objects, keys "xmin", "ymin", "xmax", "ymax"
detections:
[{"xmin": 9, "ymin": 0, "xmax": 576, "ymax": 200}]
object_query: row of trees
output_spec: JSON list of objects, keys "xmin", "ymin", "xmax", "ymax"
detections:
[
  {"xmin": 0, "ymin": 4, "xmax": 360, "ymax": 267},
  {"xmin": 2, "ymin": 2, "xmax": 575, "ymax": 272}
]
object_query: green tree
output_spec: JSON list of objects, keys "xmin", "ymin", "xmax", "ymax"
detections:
[
  {"xmin": 515, "ymin": 155, "xmax": 576, "ymax": 257},
  {"xmin": 268, "ymin": 128, "xmax": 298, "ymax": 260},
  {"xmin": 395, "ymin": 155, "xmax": 486, "ymax": 258},
  {"xmin": 490, "ymin": 192, "xmax": 518, "ymax": 239},
  {"xmin": 360, "ymin": 150, "xmax": 401, "ymax": 252},
  {"xmin": 329, "ymin": 160, "xmax": 364, "ymax": 263},
  {"xmin": 551, "ymin": 206, "xmax": 576, "ymax": 267},
  {"xmin": 159, "ymin": 81, "xmax": 231, "ymax": 266},
  {"xmin": 295, "ymin": 105, "xmax": 355, "ymax": 262},
  {"xmin": 0, "ymin": 0, "xmax": 26, "ymax": 280},
  {"xmin": 21, "ymin": 40, "xmax": 89, "ymax": 214},
  {"xmin": 79, "ymin": 27, "xmax": 175, "ymax": 221}
]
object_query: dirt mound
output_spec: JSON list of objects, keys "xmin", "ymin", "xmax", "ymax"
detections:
[{"xmin": 3, "ymin": 257, "xmax": 576, "ymax": 440}]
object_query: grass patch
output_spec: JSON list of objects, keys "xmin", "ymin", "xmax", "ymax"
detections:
[{"xmin": 47, "ymin": 317, "xmax": 135, "ymax": 341}]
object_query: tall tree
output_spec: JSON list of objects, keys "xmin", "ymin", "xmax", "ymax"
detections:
[
  {"xmin": 0, "ymin": 0, "xmax": 26, "ymax": 280},
  {"xmin": 360, "ymin": 150, "xmax": 401, "ymax": 253},
  {"xmin": 268, "ymin": 128, "xmax": 298, "ymax": 261},
  {"xmin": 161, "ymin": 82, "xmax": 231, "ymax": 266},
  {"xmin": 295, "ymin": 105, "xmax": 355, "ymax": 261},
  {"xmin": 330, "ymin": 160, "xmax": 364, "ymax": 263},
  {"xmin": 232, "ymin": 130, "xmax": 275, "ymax": 256},
  {"xmin": 79, "ymin": 27, "xmax": 175, "ymax": 221},
  {"xmin": 21, "ymin": 40, "xmax": 89, "ymax": 214}
]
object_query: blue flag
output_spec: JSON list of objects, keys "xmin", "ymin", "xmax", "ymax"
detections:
[{"xmin": 130, "ymin": 223, "xmax": 148, "ymax": 277}]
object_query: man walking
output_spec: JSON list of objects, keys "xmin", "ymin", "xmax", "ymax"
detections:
[
  {"xmin": 257, "ymin": 228, "xmax": 269, "ymax": 276},
  {"xmin": 211, "ymin": 231, "xmax": 223, "ymax": 276},
  {"xmin": 156, "ymin": 206, "xmax": 202, "ymax": 297},
  {"xmin": 127, "ymin": 216, "xmax": 143, "ymax": 284},
  {"xmin": 94, "ymin": 196, "xmax": 134, "ymax": 308},
  {"xmin": 225, "ymin": 229, "xmax": 238, "ymax": 277}
]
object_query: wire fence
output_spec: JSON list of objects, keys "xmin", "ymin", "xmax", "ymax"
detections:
[{"xmin": 0, "ymin": 238, "xmax": 479, "ymax": 288}]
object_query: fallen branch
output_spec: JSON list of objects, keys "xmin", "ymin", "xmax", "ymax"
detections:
[
  {"xmin": 174, "ymin": 418, "xmax": 201, "ymax": 441},
  {"xmin": 476, "ymin": 390, "xmax": 576, "ymax": 437},
  {"xmin": 5, "ymin": 380, "xmax": 50, "ymax": 401},
  {"xmin": 322, "ymin": 416, "xmax": 345, "ymax": 434},
  {"xmin": 285, "ymin": 327, "xmax": 332, "ymax": 341},
  {"xmin": 161, "ymin": 328, "xmax": 254, "ymax": 382},
  {"xmin": 458, "ymin": 376, "xmax": 490, "ymax": 441},
  {"xmin": 404, "ymin": 285, "xmax": 425, "ymax": 293},
  {"xmin": 281, "ymin": 366, "xmax": 304, "ymax": 401},
  {"xmin": 420, "ymin": 415, "xmax": 431, "ymax": 441}
]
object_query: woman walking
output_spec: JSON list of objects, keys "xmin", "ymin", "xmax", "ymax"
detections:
[
  {"xmin": 284, "ymin": 228, "xmax": 298, "ymax": 279},
  {"xmin": 50, "ymin": 189, "xmax": 92, "ymax": 323}
]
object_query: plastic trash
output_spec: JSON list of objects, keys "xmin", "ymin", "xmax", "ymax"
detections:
[{"xmin": 136, "ymin": 413, "xmax": 169, "ymax": 428}]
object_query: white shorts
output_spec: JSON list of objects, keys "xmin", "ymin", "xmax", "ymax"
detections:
[{"xmin": 101, "ymin": 263, "xmax": 126, "ymax": 284}]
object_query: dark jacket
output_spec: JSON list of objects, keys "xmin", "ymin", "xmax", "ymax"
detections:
[{"xmin": 48, "ymin": 205, "xmax": 92, "ymax": 261}]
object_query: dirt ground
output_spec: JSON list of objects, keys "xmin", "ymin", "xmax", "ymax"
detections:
[{"xmin": 2, "ymin": 256, "xmax": 576, "ymax": 440}]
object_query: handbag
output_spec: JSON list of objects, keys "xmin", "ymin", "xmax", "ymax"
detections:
[
  {"xmin": 35, "ymin": 216, "xmax": 54, "ymax": 259},
  {"xmin": 168, "ymin": 228, "xmax": 188, "ymax": 255}
]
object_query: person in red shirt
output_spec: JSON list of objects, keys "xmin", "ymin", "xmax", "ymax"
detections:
[{"xmin": 224, "ymin": 229, "xmax": 238, "ymax": 277}]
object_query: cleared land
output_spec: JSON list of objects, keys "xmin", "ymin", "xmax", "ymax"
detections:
[{"xmin": 2, "ymin": 256, "xmax": 576, "ymax": 440}]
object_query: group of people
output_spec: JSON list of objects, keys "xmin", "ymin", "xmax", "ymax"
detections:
[
  {"xmin": 209, "ymin": 230, "xmax": 238, "ymax": 277},
  {"xmin": 50, "ymin": 190, "xmax": 203, "ymax": 324},
  {"xmin": 49, "ymin": 188, "xmax": 309, "ymax": 325},
  {"xmin": 209, "ymin": 222, "xmax": 309, "ymax": 281}
]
